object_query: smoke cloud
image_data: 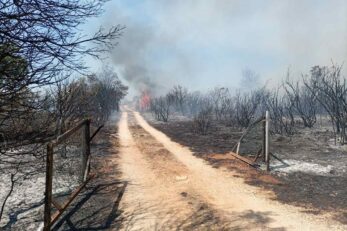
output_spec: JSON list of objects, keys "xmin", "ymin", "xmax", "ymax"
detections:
[{"xmin": 88, "ymin": 0, "xmax": 347, "ymax": 96}]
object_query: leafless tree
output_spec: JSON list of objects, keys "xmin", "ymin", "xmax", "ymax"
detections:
[
  {"xmin": 234, "ymin": 90, "xmax": 261, "ymax": 128},
  {"xmin": 263, "ymin": 87, "xmax": 296, "ymax": 135},
  {"xmin": 150, "ymin": 95, "xmax": 172, "ymax": 122},
  {"xmin": 166, "ymin": 85, "xmax": 188, "ymax": 115},
  {"xmin": 50, "ymin": 78, "xmax": 82, "ymax": 136},
  {"xmin": 218, "ymin": 95, "xmax": 236, "ymax": 127},
  {"xmin": 0, "ymin": 0, "xmax": 124, "ymax": 143},
  {"xmin": 50, "ymin": 67, "xmax": 128, "ymax": 131},
  {"xmin": 209, "ymin": 87, "xmax": 231, "ymax": 121},
  {"xmin": 0, "ymin": 1, "xmax": 126, "ymax": 223},
  {"xmin": 185, "ymin": 91, "xmax": 203, "ymax": 117},
  {"xmin": 192, "ymin": 99, "xmax": 214, "ymax": 135},
  {"xmin": 88, "ymin": 66, "xmax": 128, "ymax": 123},
  {"xmin": 304, "ymin": 64, "xmax": 347, "ymax": 143},
  {"xmin": 284, "ymin": 73, "xmax": 318, "ymax": 128}
]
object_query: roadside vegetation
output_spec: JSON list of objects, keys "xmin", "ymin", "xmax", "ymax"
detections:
[
  {"xmin": 0, "ymin": 0, "xmax": 127, "ymax": 227},
  {"xmin": 143, "ymin": 65, "xmax": 347, "ymax": 220},
  {"xmin": 147, "ymin": 64, "xmax": 347, "ymax": 144}
]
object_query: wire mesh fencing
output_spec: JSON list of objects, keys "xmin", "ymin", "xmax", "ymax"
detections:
[
  {"xmin": 232, "ymin": 112, "xmax": 270, "ymax": 171},
  {"xmin": 51, "ymin": 126, "xmax": 84, "ymax": 207},
  {"xmin": 44, "ymin": 119, "xmax": 94, "ymax": 230}
]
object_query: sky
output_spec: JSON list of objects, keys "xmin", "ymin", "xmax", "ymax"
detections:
[{"xmin": 83, "ymin": 0, "xmax": 347, "ymax": 96}]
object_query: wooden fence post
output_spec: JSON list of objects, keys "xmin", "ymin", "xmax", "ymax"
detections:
[
  {"xmin": 81, "ymin": 119, "xmax": 90, "ymax": 182},
  {"xmin": 44, "ymin": 143, "xmax": 54, "ymax": 231},
  {"xmin": 265, "ymin": 111, "xmax": 270, "ymax": 171}
]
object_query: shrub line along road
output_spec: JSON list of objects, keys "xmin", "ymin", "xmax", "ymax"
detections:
[{"xmin": 116, "ymin": 109, "xmax": 346, "ymax": 230}]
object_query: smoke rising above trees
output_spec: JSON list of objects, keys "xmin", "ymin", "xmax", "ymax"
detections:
[
  {"xmin": 145, "ymin": 63, "xmax": 347, "ymax": 143},
  {"xmin": 94, "ymin": 0, "xmax": 347, "ymax": 95}
]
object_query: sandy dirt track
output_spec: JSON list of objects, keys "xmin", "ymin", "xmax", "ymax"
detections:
[{"xmin": 117, "ymin": 110, "xmax": 346, "ymax": 230}]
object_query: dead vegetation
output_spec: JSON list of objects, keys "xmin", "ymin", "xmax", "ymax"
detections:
[
  {"xmin": 147, "ymin": 113, "xmax": 347, "ymax": 223},
  {"xmin": 0, "ymin": 1, "xmax": 127, "ymax": 227},
  {"xmin": 141, "ymin": 64, "xmax": 347, "ymax": 223},
  {"xmin": 146, "ymin": 63, "xmax": 347, "ymax": 142}
]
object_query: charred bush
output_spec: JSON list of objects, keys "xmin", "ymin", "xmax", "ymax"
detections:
[
  {"xmin": 192, "ymin": 104, "xmax": 213, "ymax": 135},
  {"xmin": 284, "ymin": 74, "xmax": 318, "ymax": 128},
  {"xmin": 150, "ymin": 95, "xmax": 172, "ymax": 122},
  {"xmin": 264, "ymin": 88, "xmax": 296, "ymax": 136},
  {"xmin": 304, "ymin": 64, "xmax": 347, "ymax": 143},
  {"xmin": 234, "ymin": 90, "xmax": 261, "ymax": 128},
  {"xmin": 166, "ymin": 85, "xmax": 188, "ymax": 115},
  {"xmin": 185, "ymin": 91, "xmax": 204, "ymax": 117},
  {"xmin": 209, "ymin": 87, "xmax": 231, "ymax": 121}
]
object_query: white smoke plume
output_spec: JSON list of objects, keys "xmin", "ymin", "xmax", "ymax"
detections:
[{"xmin": 91, "ymin": 0, "xmax": 347, "ymax": 95}]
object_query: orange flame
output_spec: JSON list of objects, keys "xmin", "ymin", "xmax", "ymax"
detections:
[{"xmin": 139, "ymin": 90, "xmax": 151, "ymax": 110}]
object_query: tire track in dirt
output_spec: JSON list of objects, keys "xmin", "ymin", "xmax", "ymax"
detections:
[
  {"xmin": 118, "ymin": 112, "xmax": 227, "ymax": 230},
  {"xmin": 127, "ymin": 113, "xmax": 234, "ymax": 230},
  {"xmin": 130, "ymin": 110, "xmax": 347, "ymax": 231},
  {"xmin": 119, "ymin": 111, "xmax": 278, "ymax": 230}
]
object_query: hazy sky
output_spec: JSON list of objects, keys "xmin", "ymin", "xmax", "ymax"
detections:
[{"xmin": 83, "ymin": 0, "xmax": 347, "ymax": 95}]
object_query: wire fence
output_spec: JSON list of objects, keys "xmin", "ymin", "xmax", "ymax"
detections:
[
  {"xmin": 43, "ymin": 119, "xmax": 102, "ymax": 230},
  {"xmin": 232, "ymin": 112, "xmax": 270, "ymax": 171}
]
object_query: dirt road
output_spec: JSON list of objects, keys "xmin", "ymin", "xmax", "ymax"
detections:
[{"xmin": 117, "ymin": 110, "xmax": 346, "ymax": 230}]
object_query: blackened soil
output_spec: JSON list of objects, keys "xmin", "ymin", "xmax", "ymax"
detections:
[
  {"xmin": 149, "ymin": 118, "xmax": 347, "ymax": 224},
  {"xmin": 53, "ymin": 114, "xmax": 127, "ymax": 230}
]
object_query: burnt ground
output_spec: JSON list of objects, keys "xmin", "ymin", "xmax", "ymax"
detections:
[
  {"xmin": 143, "ymin": 113, "xmax": 347, "ymax": 224},
  {"xmin": 0, "ymin": 114, "xmax": 127, "ymax": 231},
  {"xmin": 53, "ymin": 114, "xmax": 127, "ymax": 230}
]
